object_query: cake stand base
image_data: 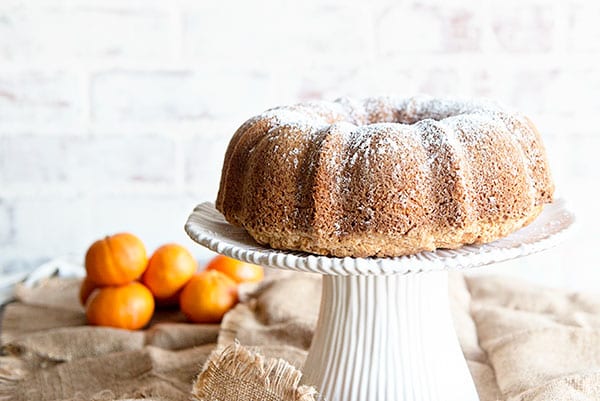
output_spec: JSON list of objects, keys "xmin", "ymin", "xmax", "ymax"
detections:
[
  {"xmin": 302, "ymin": 271, "xmax": 478, "ymax": 401},
  {"xmin": 185, "ymin": 200, "xmax": 574, "ymax": 401}
]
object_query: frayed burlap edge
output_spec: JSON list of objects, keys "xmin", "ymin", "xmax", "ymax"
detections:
[{"xmin": 192, "ymin": 342, "xmax": 318, "ymax": 401}]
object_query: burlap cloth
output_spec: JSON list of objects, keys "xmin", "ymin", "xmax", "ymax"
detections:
[{"xmin": 2, "ymin": 271, "xmax": 600, "ymax": 401}]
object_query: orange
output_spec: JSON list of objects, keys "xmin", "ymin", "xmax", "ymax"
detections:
[
  {"xmin": 179, "ymin": 270, "xmax": 238, "ymax": 323},
  {"xmin": 142, "ymin": 244, "xmax": 197, "ymax": 300},
  {"xmin": 79, "ymin": 276, "xmax": 97, "ymax": 306},
  {"xmin": 85, "ymin": 233, "xmax": 148, "ymax": 286},
  {"xmin": 205, "ymin": 255, "xmax": 264, "ymax": 284},
  {"xmin": 86, "ymin": 282, "xmax": 155, "ymax": 330}
]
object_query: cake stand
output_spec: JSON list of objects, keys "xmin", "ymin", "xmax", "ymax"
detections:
[{"xmin": 185, "ymin": 199, "xmax": 574, "ymax": 401}]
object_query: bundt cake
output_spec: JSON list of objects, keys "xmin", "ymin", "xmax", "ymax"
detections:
[{"xmin": 216, "ymin": 96, "xmax": 554, "ymax": 258}]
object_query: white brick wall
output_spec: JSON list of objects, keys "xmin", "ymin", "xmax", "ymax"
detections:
[
  {"xmin": 378, "ymin": 3, "xmax": 482, "ymax": 53},
  {"xmin": 0, "ymin": 0, "xmax": 598, "ymax": 291},
  {"xmin": 0, "ymin": 71, "xmax": 83, "ymax": 124},
  {"xmin": 0, "ymin": 200, "xmax": 13, "ymax": 246},
  {"xmin": 0, "ymin": 3, "xmax": 175, "ymax": 62},
  {"xmin": 91, "ymin": 70, "xmax": 275, "ymax": 122},
  {"xmin": 0, "ymin": 135, "xmax": 178, "ymax": 189}
]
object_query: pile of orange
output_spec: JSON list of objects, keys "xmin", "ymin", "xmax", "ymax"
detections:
[{"xmin": 81, "ymin": 232, "xmax": 264, "ymax": 330}]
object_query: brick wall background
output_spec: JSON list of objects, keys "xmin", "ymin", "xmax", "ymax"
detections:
[{"xmin": 0, "ymin": 0, "xmax": 598, "ymax": 290}]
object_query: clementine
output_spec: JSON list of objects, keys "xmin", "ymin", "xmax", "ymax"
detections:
[
  {"xmin": 205, "ymin": 255, "xmax": 264, "ymax": 284},
  {"xmin": 142, "ymin": 243, "xmax": 197, "ymax": 300},
  {"xmin": 179, "ymin": 270, "xmax": 238, "ymax": 323},
  {"xmin": 86, "ymin": 282, "xmax": 154, "ymax": 330},
  {"xmin": 85, "ymin": 233, "xmax": 148, "ymax": 286}
]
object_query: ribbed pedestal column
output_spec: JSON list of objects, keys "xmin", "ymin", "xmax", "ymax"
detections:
[{"xmin": 302, "ymin": 271, "xmax": 479, "ymax": 401}]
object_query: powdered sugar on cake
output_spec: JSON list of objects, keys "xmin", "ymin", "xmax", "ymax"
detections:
[
  {"xmin": 216, "ymin": 95, "xmax": 554, "ymax": 257},
  {"xmin": 253, "ymin": 95, "xmax": 539, "ymax": 218}
]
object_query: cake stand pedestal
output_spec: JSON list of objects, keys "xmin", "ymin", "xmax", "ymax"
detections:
[
  {"xmin": 185, "ymin": 200, "xmax": 574, "ymax": 401},
  {"xmin": 303, "ymin": 271, "xmax": 470, "ymax": 401}
]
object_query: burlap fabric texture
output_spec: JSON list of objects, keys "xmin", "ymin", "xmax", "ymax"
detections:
[{"xmin": 2, "ymin": 271, "xmax": 600, "ymax": 401}]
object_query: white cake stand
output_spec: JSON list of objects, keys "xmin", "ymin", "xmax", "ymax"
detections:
[{"xmin": 185, "ymin": 199, "xmax": 574, "ymax": 401}]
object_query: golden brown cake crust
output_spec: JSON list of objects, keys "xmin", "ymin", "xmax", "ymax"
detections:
[{"xmin": 216, "ymin": 96, "xmax": 554, "ymax": 258}]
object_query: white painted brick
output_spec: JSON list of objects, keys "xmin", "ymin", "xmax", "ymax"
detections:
[
  {"xmin": 416, "ymin": 68, "xmax": 464, "ymax": 96},
  {"xmin": 535, "ymin": 135, "xmax": 568, "ymax": 192},
  {"xmin": 490, "ymin": 2, "xmax": 556, "ymax": 52},
  {"xmin": 0, "ymin": 71, "xmax": 82, "ymax": 123},
  {"xmin": 563, "ymin": 69, "xmax": 600, "ymax": 114},
  {"xmin": 91, "ymin": 70, "xmax": 274, "ymax": 123},
  {"xmin": 182, "ymin": 2, "xmax": 285, "ymax": 68},
  {"xmin": 377, "ymin": 3, "xmax": 482, "ymax": 55},
  {"xmin": 512, "ymin": 68, "xmax": 600, "ymax": 115},
  {"xmin": 279, "ymin": 64, "xmax": 379, "ymax": 103},
  {"xmin": 10, "ymin": 196, "xmax": 92, "ymax": 262},
  {"xmin": 554, "ymin": 177, "xmax": 600, "ymax": 291},
  {"xmin": 287, "ymin": 3, "xmax": 373, "ymax": 59},
  {"xmin": 506, "ymin": 69, "xmax": 564, "ymax": 114},
  {"xmin": 182, "ymin": 2, "xmax": 372, "ymax": 69},
  {"xmin": 0, "ymin": 199, "xmax": 13, "ymax": 245},
  {"xmin": 183, "ymin": 133, "xmax": 230, "ymax": 199},
  {"xmin": 369, "ymin": 67, "xmax": 417, "ymax": 97},
  {"xmin": 281, "ymin": 63, "xmax": 466, "ymax": 104},
  {"xmin": 467, "ymin": 66, "xmax": 555, "ymax": 114},
  {"xmin": 0, "ymin": 2, "xmax": 173, "ymax": 62},
  {"xmin": 0, "ymin": 135, "xmax": 177, "ymax": 189},
  {"xmin": 0, "ymin": 136, "xmax": 70, "ymax": 185},
  {"xmin": 568, "ymin": 135, "xmax": 600, "ymax": 179},
  {"xmin": 568, "ymin": 1, "xmax": 600, "ymax": 52},
  {"xmin": 69, "ymin": 136, "xmax": 178, "ymax": 187},
  {"xmin": 467, "ymin": 69, "xmax": 496, "ymax": 98},
  {"xmin": 467, "ymin": 67, "xmax": 599, "ymax": 116}
]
